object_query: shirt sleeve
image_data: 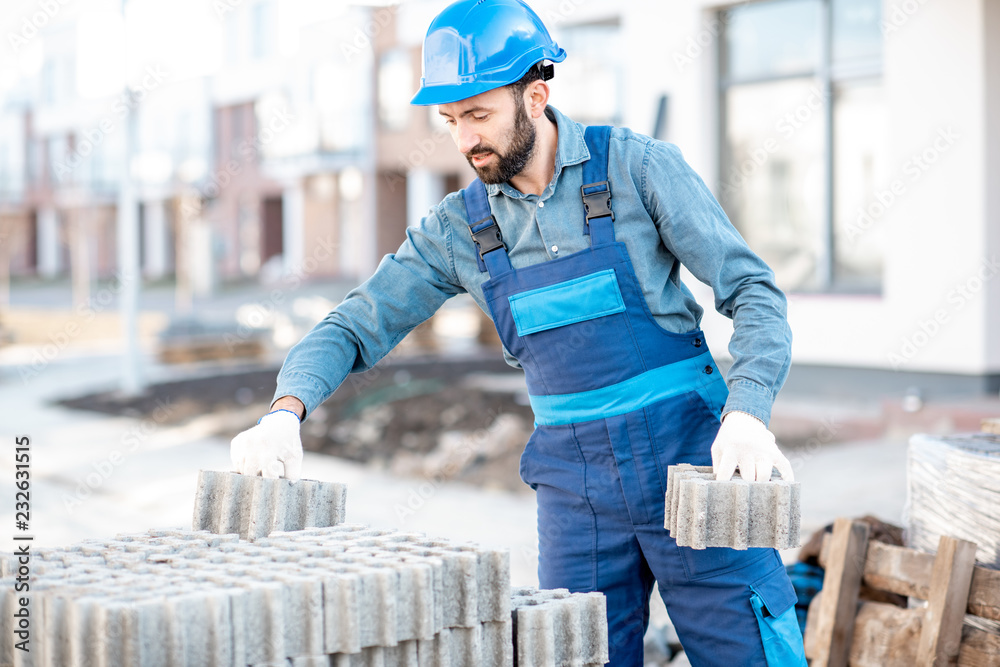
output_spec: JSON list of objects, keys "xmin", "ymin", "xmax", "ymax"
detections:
[
  {"xmin": 272, "ymin": 206, "xmax": 465, "ymax": 419},
  {"xmin": 640, "ymin": 140, "xmax": 792, "ymax": 426}
]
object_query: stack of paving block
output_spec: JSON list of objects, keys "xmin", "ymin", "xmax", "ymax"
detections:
[
  {"xmin": 0, "ymin": 470, "xmax": 611, "ymax": 667},
  {"xmin": 664, "ymin": 464, "xmax": 800, "ymax": 550},
  {"xmin": 510, "ymin": 587, "xmax": 608, "ymax": 667},
  {"xmin": 0, "ymin": 525, "xmax": 512, "ymax": 667},
  {"xmin": 192, "ymin": 470, "xmax": 347, "ymax": 541}
]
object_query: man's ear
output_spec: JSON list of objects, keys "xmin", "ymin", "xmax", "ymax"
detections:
[{"xmin": 525, "ymin": 80, "xmax": 550, "ymax": 119}]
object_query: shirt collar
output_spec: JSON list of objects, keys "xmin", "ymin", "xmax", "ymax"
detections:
[{"xmin": 486, "ymin": 105, "xmax": 590, "ymax": 200}]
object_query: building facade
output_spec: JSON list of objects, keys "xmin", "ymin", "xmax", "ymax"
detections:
[{"xmin": 1, "ymin": 0, "xmax": 998, "ymax": 389}]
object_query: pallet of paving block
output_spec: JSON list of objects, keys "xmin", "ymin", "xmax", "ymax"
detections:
[{"xmin": 806, "ymin": 517, "xmax": 1000, "ymax": 666}]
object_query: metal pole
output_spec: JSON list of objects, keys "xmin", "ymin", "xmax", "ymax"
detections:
[{"xmin": 117, "ymin": 0, "xmax": 143, "ymax": 395}]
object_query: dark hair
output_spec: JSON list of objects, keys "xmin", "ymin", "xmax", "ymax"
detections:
[{"xmin": 507, "ymin": 62, "xmax": 552, "ymax": 100}]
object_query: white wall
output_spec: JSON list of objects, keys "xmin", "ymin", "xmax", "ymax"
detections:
[{"xmin": 654, "ymin": 0, "xmax": 998, "ymax": 377}]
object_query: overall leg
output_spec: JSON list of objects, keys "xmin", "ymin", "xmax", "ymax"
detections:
[
  {"xmin": 638, "ymin": 526, "xmax": 791, "ymax": 666},
  {"xmin": 633, "ymin": 393, "xmax": 806, "ymax": 666},
  {"xmin": 522, "ymin": 421, "xmax": 655, "ymax": 666}
]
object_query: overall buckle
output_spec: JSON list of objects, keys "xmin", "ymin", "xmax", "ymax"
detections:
[
  {"xmin": 581, "ymin": 181, "xmax": 614, "ymax": 229},
  {"xmin": 470, "ymin": 217, "xmax": 504, "ymax": 259}
]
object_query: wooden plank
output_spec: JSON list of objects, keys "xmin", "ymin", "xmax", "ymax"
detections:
[
  {"xmin": 809, "ymin": 518, "xmax": 871, "ymax": 667},
  {"xmin": 848, "ymin": 601, "xmax": 923, "ymax": 667},
  {"xmin": 967, "ymin": 567, "xmax": 1000, "ymax": 622},
  {"xmin": 863, "ymin": 540, "xmax": 934, "ymax": 600},
  {"xmin": 958, "ymin": 625, "xmax": 1000, "ymax": 666},
  {"xmin": 917, "ymin": 535, "xmax": 978, "ymax": 666},
  {"xmin": 819, "ymin": 532, "xmax": 831, "ymax": 568},
  {"xmin": 803, "ymin": 590, "xmax": 825, "ymax": 658}
]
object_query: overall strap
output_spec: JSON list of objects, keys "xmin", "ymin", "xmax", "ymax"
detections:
[
  {"xmin": 463, "ymin": 178, "xmax": 512, "ymax": 275},
  {"xmin": 581, "ymin": 125, "xmax": 615, "ymax": 245}
]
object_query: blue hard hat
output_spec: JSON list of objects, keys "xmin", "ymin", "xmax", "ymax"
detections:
[{"xmin": 411, "ymin": 0, "xmax": 567, "ymax": 106}]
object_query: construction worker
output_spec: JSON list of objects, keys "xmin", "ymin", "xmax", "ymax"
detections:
[{"xmin": 231, "ymin": 0, "xmax": 807, "ymax": 664}]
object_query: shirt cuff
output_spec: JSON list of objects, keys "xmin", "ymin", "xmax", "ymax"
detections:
[
  {"xmin": 272, "ymin": 371, "xmax": 331, "ymax": 421},
  {"xmin": 722, "ymin": 379, "xmax": 775, "ymax": 428}
]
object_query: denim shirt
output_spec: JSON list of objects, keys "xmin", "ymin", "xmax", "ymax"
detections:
[{"xmin": 274, "ymin": 106, "xmax": 792, "ymax": 426}]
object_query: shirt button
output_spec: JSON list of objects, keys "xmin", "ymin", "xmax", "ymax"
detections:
[
  {"xmin": 538, "ymin": 201, "xmax": 545, "ymax": 208},
  {"xmin": 551, "ymin": 245, "xmax": 559, "ymax": 254},
  {"xmin": 704, "ymin": 365, "xmax": 713, "ymax": 375}
]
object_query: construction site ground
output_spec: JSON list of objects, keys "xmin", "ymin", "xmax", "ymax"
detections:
[{"xmin": 3, "ymin": 279, "xmax": 999, "ymax": 665}]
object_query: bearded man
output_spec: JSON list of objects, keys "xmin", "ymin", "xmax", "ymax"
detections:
[{"xmin": 231, "ymin": 1, "xmax": 806, "ymax": 664}]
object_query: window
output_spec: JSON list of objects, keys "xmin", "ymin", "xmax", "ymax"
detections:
[
  {"xmin": 549, "ymin": 19, "xmax": 623, "ymax": 126},
  {"xmin": 720, "ymin": 0, "xmax": 884, "ymax": 293},
  {"xmin": 378, "ymin": 49, "xmax": 413, "ymax": 132},
  {"xmin": 252, "ymin": 2, "xmax": 273, "ymax": 60}
]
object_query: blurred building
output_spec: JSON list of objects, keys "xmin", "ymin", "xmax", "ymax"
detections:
[{"xmin": 0, "ymin": 0, "xmax": 998, "ymax": 391}]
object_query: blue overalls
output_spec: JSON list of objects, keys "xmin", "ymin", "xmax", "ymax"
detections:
[{"xmin": 463, "ymin": 127, "xmax": 807, "ymax": 666}]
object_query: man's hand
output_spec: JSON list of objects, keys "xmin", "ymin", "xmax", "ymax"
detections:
[
  {"xmin": 231, "ymin": 406, "xmax": 303, "ymax": 480},
  {"xmin": 711, "ymin": 410, "xmax": 794, "ymax": 483}
]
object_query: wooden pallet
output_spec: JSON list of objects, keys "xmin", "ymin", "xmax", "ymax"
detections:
[{"xmin": 804, "ymin": 518, "xmax": 1000, "ymax": 666}]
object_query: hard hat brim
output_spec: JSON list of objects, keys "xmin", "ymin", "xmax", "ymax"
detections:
[{"xmin": 410, "ymin": 48, "xmax": 566, "ymax": 106}]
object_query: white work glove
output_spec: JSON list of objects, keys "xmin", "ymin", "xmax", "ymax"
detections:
[
  {"xmin": 711, "ymin": 410, "xmax": 794, "ymax": 483},
  {"xmin": 230, "ymin": 409, "xmax": 303, "ymax": 480}
]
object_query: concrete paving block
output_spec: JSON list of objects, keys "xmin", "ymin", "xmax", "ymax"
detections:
[
  {"xmin": 194, "ymin": 470, "xmax": 347, "ymax": 541},
  {"xmin": 300, "ymin": 478, "xmax": 348, "ymax": 529},
  {"xmin": 397, "ymin": 546, "xmax": 476, "ymax": 629},
  {"xmin": 0, "ymin": 584, "xmax": 14, "ymax": 665},
  {"xmin": 14, "ymin": 523, "xmax": 520, "ymax": 667},
  {"xmin": 291, "ymin": 656, "xmax": 332, "ymax": 667},
  {"xmin": 319, "ymin": 569, "xmax": 362, "ymax": 654},
  {"xmin": 272, "ymin": 573, "xmax": 325, "ymax": 657},
  {"xmin": 351, "ymin": 563, "xmax": 398, "ymax": 648},
  {"xmin": 425, "ymin": 626, "xmax": 480, "ymax": 667},
  {"xmin": 39, "ymin": 591, "xmax": 72, "ymax": 667},
  {"xmin": 326, "ymin": 640, "xmax": 420, "ymax": 667},
  {"xmin": 511, "ymin": 587, "xmax": 608, "ymax": 667},
  {"xmin": 475, "ymin": 547, "xmax": 511, "ymax": 623},
  {"xmin": 246, "ymin": 476, "xmax": 285, "ymax": 541},
  {"xmin": 0, "ymin": 553, "xmax": 12, "ymax": 578},
  {"xmin": 480, "ymin": 619, "xmax": 513, "ymax": 667},
  {"xmin": 237, "ymin": 581, "xmax": 287, "ymax": 665},
  {"xmin": 225, "ymin": 586, "xmax": 250, "ymax": 667},
  {"xmin": 5, "ymin": 585, "xmax": 41, "ymax": 667},
  {"xmin": 69, "ymin": 594, "xmax": 112, "ymax": 667},
  {"xmin": 396, "ymin": 551, "xmax": 446, "ymax": 635},
  {"xmin": 165, "ymin": 590, "xmax": 216, "ymax": 667},
  {"xmin": 374, "ymin": 555, "xmax": 435, "ymax": 642},
  {"xmin": 664, "ymin": 464, "xmax": 800, "ymax": 550}
]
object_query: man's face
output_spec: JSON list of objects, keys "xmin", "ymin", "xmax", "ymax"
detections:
[{"xmin": 438, "ymin": 86, "xmax": 536, "ymax": 185}]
